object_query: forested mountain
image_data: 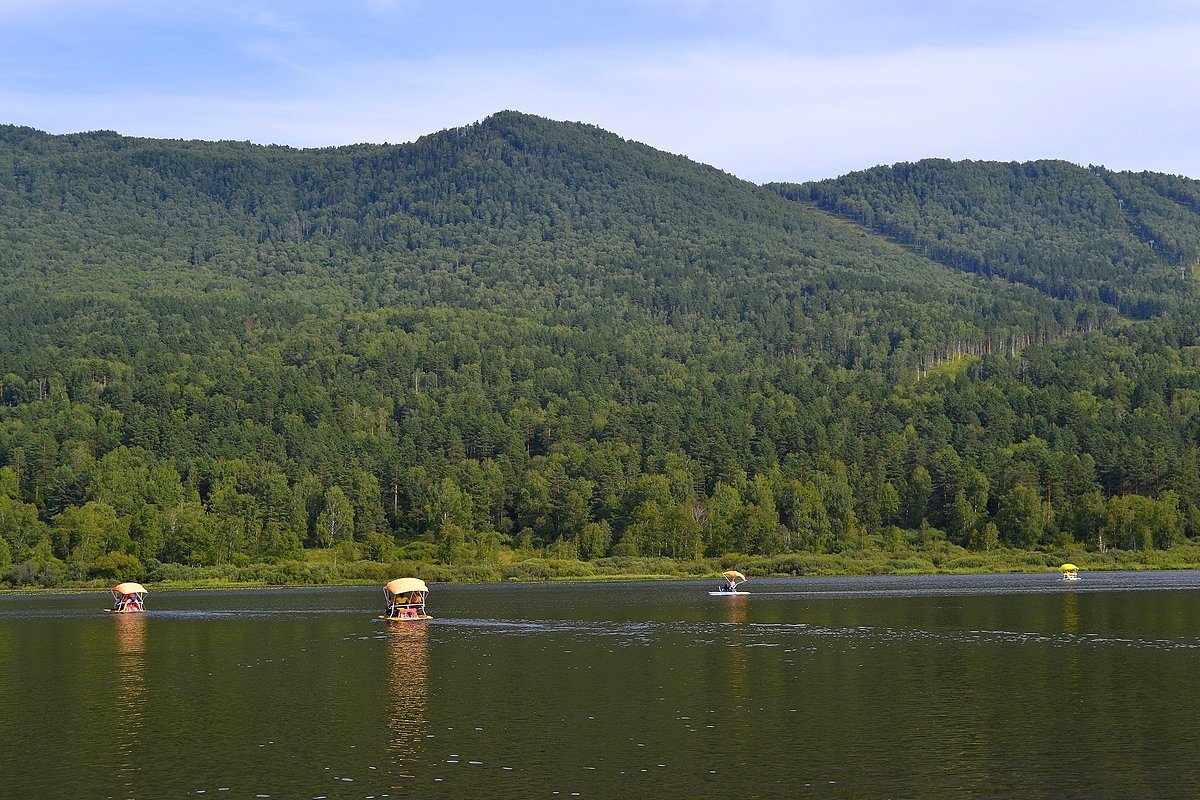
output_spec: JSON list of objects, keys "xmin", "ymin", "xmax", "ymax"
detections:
[
  {"xmin": 2, "ymin": 111, "xmax": 1199, "ymax": 585},
  {"xmin": 776, "ymin": 159, "xmax": 1200, "ymax": 317}
]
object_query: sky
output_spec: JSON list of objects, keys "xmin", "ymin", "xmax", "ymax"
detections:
[{"xmin": 2, "ymin": 0, "xmax": 1198, "ymax": 183}]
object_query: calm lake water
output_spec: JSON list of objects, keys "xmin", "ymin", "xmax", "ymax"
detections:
[{"xmin": 3, "ymin": 571, "xmax": 1200, "ymax": 799}]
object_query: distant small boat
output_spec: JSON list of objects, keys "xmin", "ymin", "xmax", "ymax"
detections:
[
  {"xmin": 380, "ymin": 578, "xmax": 432, "ymax": 621},
  {"xmin": 1060, "ymin": 563, "xmax": 1080, "ymax": 581},
  {"xmin": 106, "ymin": 582, "xmax": 147, "ymax": 613},
  {"xmin": 709, "ymin": 570, "xmax": 748, "ymax": 596}
]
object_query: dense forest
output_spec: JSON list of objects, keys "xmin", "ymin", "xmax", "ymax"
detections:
[{"xmin": 2, "ymin": 111, "xmax": 1200, "ymax": 586}]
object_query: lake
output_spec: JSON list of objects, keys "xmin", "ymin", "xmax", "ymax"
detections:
[{"xmin": 3, "ymin": 571, "xmax": 1200, "ymax": 799}]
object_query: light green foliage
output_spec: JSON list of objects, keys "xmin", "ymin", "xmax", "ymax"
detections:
[
  {"xmin": 878, "ymin": 482, "xmax": 901, "ymax": 529},
  {"xmin": 946, "ymin": 489, "xmax": 977, "ymax": 548},
  {"xmin": 971, "ymin": 521, "xmax": 1001, "ymax": 553},
  {"xmin": 997, "ymin": 484, "xmax": 1044, "ymax": 548},
  {"xmin": 316, "ymin": 486, "xmax": 354, "ymax": 548},
  {"xmin": 704, "ymin": 482, "xmax": 742, "ymax": 556},
  {"xmin": 52, "ymin": 501, "xmax": 127, "ymax": 567},
  {"xmin": 89, "ymin": 550, "xmax": 143, "ymax": 582},
  {"xmin": 577, "ymin": 520, "xmax": 613, "ymax": 561}
]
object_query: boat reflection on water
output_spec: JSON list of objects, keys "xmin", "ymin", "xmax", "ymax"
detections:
[
  {"xmin": 719, "ymin": 591, "xmax": 751, "ymax": 736},
  {"xmin": 386, "ymin": 621, "xmax": 429, "ymax": 788},
  {"xmin": 1062, "ymin": 590, "xmax": 1080, "ymax": 634},
  {"xmin": 112, "ymin": 612, "xmax": 146, "ymax": 789},
  {"xmin": 721, "ymin": 593, "xmax": 748, "ymax": 624}
]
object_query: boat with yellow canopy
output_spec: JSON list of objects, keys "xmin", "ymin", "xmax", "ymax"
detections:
[
  {"xmin": 1060, "ymin": 563, "xmax": 1080, "ymax": 581},
  {"xmin": 709, "ymin": 570, "xmax": 748, "ymax": 596},
  {"xmin": 107, "ymin": 582, "xmax": 147, "ymax": 613},
  {"xmin": 381, "ymin": 578, "xmax": 432, "ymax": 620}
]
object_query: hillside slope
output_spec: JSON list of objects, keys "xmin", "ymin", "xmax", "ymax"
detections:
[
  {"xmin": 774, "ymin": 159, "xmax": 1200, "ymax": 318},
  {"xmin": 0, "ymin": 113, "xmax": 1059, "ymax": 365},
  {"xmin": 1, "ymin": 113, "xmax": 1199, "ymax": 582}
]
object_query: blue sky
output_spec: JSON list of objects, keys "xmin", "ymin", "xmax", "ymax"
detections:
[{"xmin": 2, "ymin": 0, "xmax": 1197, "ymax": 182}]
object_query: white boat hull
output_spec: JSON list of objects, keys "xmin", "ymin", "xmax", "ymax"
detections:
[{"xmin": 708, "ymin": 591, "xmax": 749, "ymax": 596}]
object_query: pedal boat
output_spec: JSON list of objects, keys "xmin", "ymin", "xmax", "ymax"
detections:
[
  {"xmin": 106, "ymin": 582, "xmax": 148, "ymax": 613},
  {"xmin": 381, "ymin": 578, "xmax": 432, "ymax": 621}
]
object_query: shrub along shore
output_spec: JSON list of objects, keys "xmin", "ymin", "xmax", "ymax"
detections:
[{"xmin": 7, "ymin": 540, "xmax": 1200, "ymax": 593}]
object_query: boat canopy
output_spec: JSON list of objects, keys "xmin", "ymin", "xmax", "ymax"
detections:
[
  {"xmin": 721, "ymin": 570, "xmax": 746, "ymax": 582},
  {"xmin": 113, "ymin": 582, "xmax": 148, "ymax": 597},
  {"xmin": 1059, "ymin": 564, "xmax": 1079, "ymax": 573},
  {"xmin": 384, "ymin": 577, "xmax": 430, "ymax": 620},
  {"xmin": 385, "ymin": 578, "xmax": 428, "ymax": 596}
]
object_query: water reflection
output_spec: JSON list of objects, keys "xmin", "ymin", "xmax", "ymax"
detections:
[
  {"xmin": 112, "ymin": 613, "xmax": 145, "ymax": 792},
  {"xmin": 720, "ymin": 594, "xmax": 748, "ymax": 624},
  {"xmin": 385, "ymin": 622, "xmax": 429, "ymax": 790},
  {"xmin": 5, "ymin": 578, "xmax": 1200, "ymax": 800},
  {"xmin": 719, "ymin": 595, "xmax": 753, "ymax": 744},
  {"xmin": 1062, "ymin": 591, "xmax": 1080, "ymax": 634}
]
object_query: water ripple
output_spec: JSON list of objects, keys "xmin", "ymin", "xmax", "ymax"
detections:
[{"xmin": 422, "ymin": 615, "xmax": 1200, "ymax": 652}]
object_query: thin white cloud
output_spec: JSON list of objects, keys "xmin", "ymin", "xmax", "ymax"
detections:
[
  {"xmin": 3, "ymin": 5, "xmax": 1198, "ymax": 183},
  {"xmin": 463, "ymin": 18, "xmax": 1200, "ymax": 181}
]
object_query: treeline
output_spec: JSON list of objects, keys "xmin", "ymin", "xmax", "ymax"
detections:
[{"xmin": 2, "ymin": 113, "xmax": 1200, "ymax": 586}]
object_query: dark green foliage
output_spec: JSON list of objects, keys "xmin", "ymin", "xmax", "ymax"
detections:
[
  {"xmin": 2, "ymin": 113, "xmax": 1200, "ymax": 585},
  {"xmin": 776, "ymin": 159, "xmax": 1200, "ymax": 317}
]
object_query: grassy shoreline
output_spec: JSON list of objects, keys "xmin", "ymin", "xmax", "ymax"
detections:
[{"xmin": 6, "ymin": 541, "xmax": 1200, "ymax": 593}]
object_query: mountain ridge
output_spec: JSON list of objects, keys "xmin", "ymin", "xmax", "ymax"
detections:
[
  {"xmin": 7, "ymin": 109, "xmax": 1197, "ymax": 314},
  {"xmin": 773, "ymin": 157, "xmax": 1200, "ymax": 318},
  {"xmin": 1, "ymin": 110, "xmax": 1199, "ymax": 582}
]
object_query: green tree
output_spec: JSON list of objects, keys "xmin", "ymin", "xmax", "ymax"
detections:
[
  {"xmin": 1150, "ymin": 491, "xmax": 1184, "ymax": 549},
  {"xmin": 89, "ymin": 550, "xmax": 144, "ymax": 582},
  {"xmin": 293, "ymin": 473, "xmax": 325, "ymax": 547},
  {"xmin": 621, "ymin": 500, "xmax": 663, "ymax": 557},
  {"xmin": 436, "ymin": 517, "xmax": 467, "ymax": 565},
  {"xmin": 577, "ymin": 520, "xmax": 613, "ymax": 560},
  {"xmin": 51, "ymin": 501, "xmax": 129, "ymax": 575},
  {"xmin": 821, "ymin": 462, "xmax": 856, "ymax": 549},
  {"xmin": 1101, "ymin": 496, "xmax": 1150, "ymax": 551},
  {"xmin": 0, "ymin": 493, "xmax": 50, "ymax": 559},
  {"xmin": 704, "ymin": 482, "xmax": 742, "ymax": 555},
  {"xmin": 878, "ymin": 481, "xmax": 901, "ymax": 528},
  {"xmin": 426, "ymin": 477, "xmax": 474, "ymax": 537},
  {"xmin": 209, "ymin": 480, "xmax": 261, "ymax": 564},
  {"xmin": 997, "ymin": 484, "xmax": 1043, "ymax": 548},
  {"xmin": 661, "ymin": 501, "xmax": 703, "ymax": 559},
  {"xmin": 970, "ymin": 520, "xmax": 1000, "ymax": 552},
  {"xmin": 1065, "ymin": 490, "xmax": 1106, "ymax": 549},
  {"xmin": 963, "ymin": 467, "xmax": 990, "ymax": 518},
  {"xmin": 515, "ymin": 471, "xmax": 552, "ymax": 541},
  {"xmin": 350, "ymin": 469, "xmax": 387, "ymax": 541},
  {"xmin": 87, "ymin": 445, "xmax": 151, "ymax": 515},
  {"xmin": 160, "ymin": 501, "xmax": 214, "ymax": 565},
  {"xmin": 128, "ymin": 504, "xmax": 165, "ymax": 562},
  {"xmin": 316, "ymin": 485, "xmax": 355, "ymax": 547},
  {"xmin": 905, "ymin": 466, "xmax": 932, "ymax": 528},
  {"xmin": 260, "ymin": 520, "xmax": 305, "ymax": 563},
  {"xmin": 946, "ymin": 489, "xmax": 977, "ymax": 548},
  {"xmin": 741, "ymin": 473, "xmax": 782, "ymax": 554}
]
